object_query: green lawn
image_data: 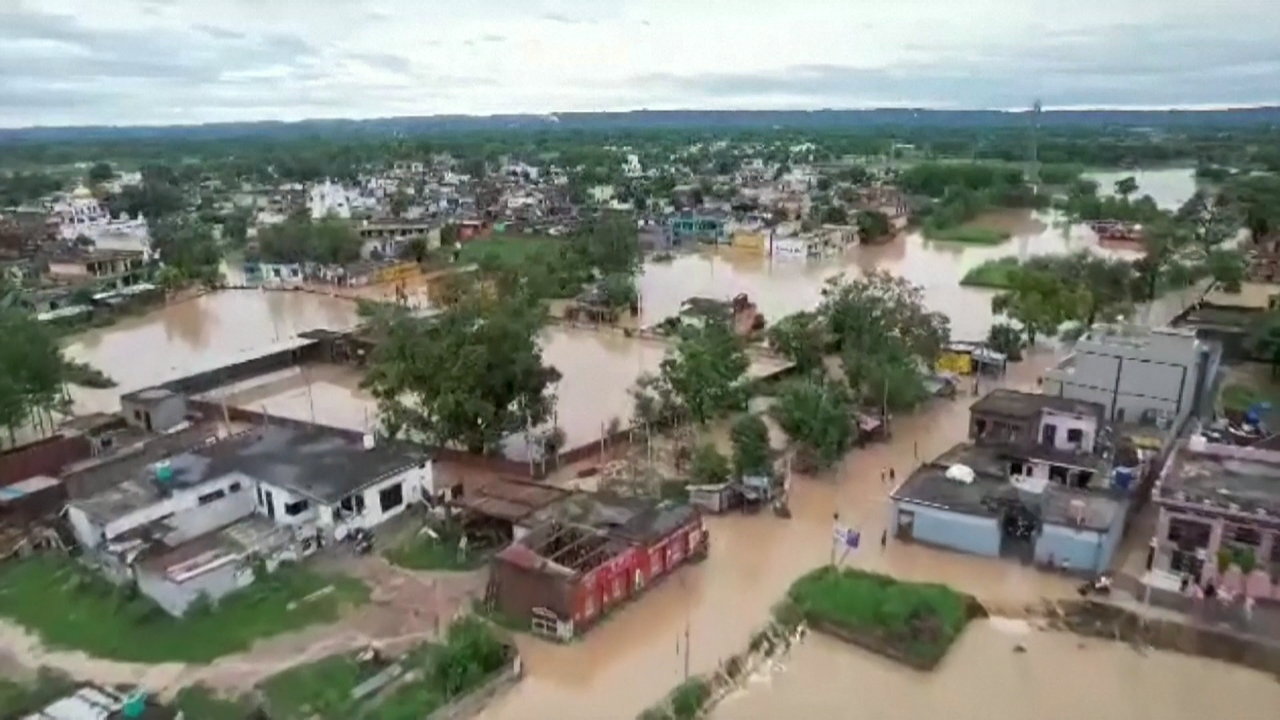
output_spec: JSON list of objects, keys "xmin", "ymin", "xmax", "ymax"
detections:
[
  {"xmin": 256, "ymin": 616, "xmax": 510, "ymax": 720},
  {"xmin": 383, "ymin": 530, "xmax": 487, "ymax": 572},
  {"xmin": 0, "ymin": 556, "xmax": 369, "ymax": 663},
  {"xmin": 959, "ymin": 257, "xmax": 1023, "ymax": 288},
  {"xmin": 923, "ymin": 225, "xmax": 1012, "ymax": 245},
  {"xmin": 172, "ymin": 686, "xmax": 258, "ymax": 720},
  {"xmin": 785, "ymin": 566, "xmax": 972, "ymax": 668},
  {"xmin": 1220, "ymin": 381, "xmax": 1280, "ymax": 413},
  {"xmin": 457, "ymin": 234, "xmax": 563, "ymax": 267}
]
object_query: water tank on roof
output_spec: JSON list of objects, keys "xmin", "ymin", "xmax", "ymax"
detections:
[
  {"xmin": 362, "ymin": 433, "xmax": 376, "ymax": 450},
  {"xmin": 121, "ymin": 691, "xmax": 147, "ymax": 718},
  {"xmin": 1112, "ymin": 467, "xmax": 1135, "ymax": 493},
  {"xmin": 1188, "ymin": 435, "xmax": 1208, "ymax": 452},
  {"xmin": 154, "ymin": 460, "xmax": 174, "ymax": 483}
]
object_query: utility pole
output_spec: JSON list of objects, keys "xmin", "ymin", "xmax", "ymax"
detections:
[{"xmin": 1029, "ymin": 99, "xmax": 1043, "ymax": 188}]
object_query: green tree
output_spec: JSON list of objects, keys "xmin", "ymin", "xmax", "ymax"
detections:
[
  {"xmin": 390, "ymin": 189, "xmax": 410, "ymax": 218},
  {"xmin": 150, "ymin": 217, "xmax": 223, "ymax": 285},
  {"xmin": 690, "ymin": 443, "xmax": 732, "ymax": 485},
  {"xmin": 652, "ymin": 318, "xmax": 751, "ymax": 425},
  {"xmin": 87, "ymin": 162, "xmax": 114, "ymax": 186},
  {"xmin": 819, "ymin": 205, "xmax": 848, "ymax": 224},
  {"xmin": 1114, "ymin": 176, "xmax": 1139, "ymax": 199},
  {"xmin": 256, "ymin": 216, "xmax": 362, "ymax": 265},
  {"xmin": 440, "ymin": 223, "xmax": 461, "ymax": 248},
  {"xmin": 730, "ymin": 414, "xmax": 772, "ymax": 478},
  {"xmin": 0, "ymin": 306, "xmax": 70, "ymax": 443},
  {"xmin": 819, "ymin": 271, "xmax": 949, "ymax": 364},
  {"xmin": 771, "ymin": 378, "xmax": 853, "ymax": 470},
  {"xmin": 362, "ymin": 284, "xmax": 560, "ymax": 454},
  {"xmin": 842, "ymin": 340, "xmax": 931, "ymax": 412},
  {"xmin": 991, "ymin": 268, "xmax": 1087, "ymax": 345},
  {"xmin": 986, "ymin": 323, "xmax": 1025, "ymax": 361},
  {"xmin": 221, "ymin": 211, "xmax": 249, "ymax": 247},
  {"xmin": 854, "ymin": 209, "xmax": 892, "ymax": 241},
  {"xmin": 766, "ymin": 311, "xmax": 826, "ymax": 375}
]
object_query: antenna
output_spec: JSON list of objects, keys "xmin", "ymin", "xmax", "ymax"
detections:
[{"xmin": 1028, "ymin": 99, "xmax": 1043, "ymax": 187}]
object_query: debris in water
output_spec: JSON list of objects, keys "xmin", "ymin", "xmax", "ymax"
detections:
[{"xmin": 1013, "ymin": 644, "xmax": 1027, "ymax": 653}]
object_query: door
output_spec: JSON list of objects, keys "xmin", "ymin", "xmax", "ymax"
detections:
[
  {"xmin": 263, "ymin": 489, "xmax": 275, "ymax": 519},
  {"xmin": 896, "ymin": 510, "xmax": 915, "ymax": 541},
  {"xmin": 1041, "ymin": 423, "xmax": 1057, "ymax": 446}
]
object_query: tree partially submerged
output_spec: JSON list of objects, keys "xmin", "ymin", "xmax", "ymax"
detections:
[
  {"xmin": 0, "ymin": 306, "xmax": 72, "ymax": 443},
  {"xmin": 766, "ymin": 311, "xmax": 826, "ymax": 375},
  {"xmin": 730, "ymin": 413, "xmax": 772, "ymax": 478},
  {"xmin": 771, "ymin": 378, "xmax": 854, "ymax": 471},
  {"xmin": 633, "ymin": 318, "xmax": 751, "ymax": 426},
  {"xmin": 362, "ymin": 283, "xmax": 560, "ymax": 454}
]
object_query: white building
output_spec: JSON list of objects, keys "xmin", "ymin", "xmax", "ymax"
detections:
[
  {"xmin": 623, "ymin": 153, "xmax": 644, "ymax": 178},
  {"xmin": 308, "ymin": 181, "xmax": 353, "ymax": 219},
  {"xmin": 50, "ymin": 186, "xmax": 152, "ymax": 254},
  {"xmin": 66, "ymin": 418, "xmax": 434, "ymax": 617}
]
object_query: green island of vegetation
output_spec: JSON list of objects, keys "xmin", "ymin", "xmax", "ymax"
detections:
[
  {"xmin": 784, "ymin": 566, "xmax": 977, "ymax": 670},
  {"xmin": 383, "ymin": 522, "xmax": 489, "ymax": 572},
  {"xmin": 175, "ymin": 615, "xmax": 512, "ymax": 720},
  {"xmin": 923, "ymin": 225, "xmax": 1012, "ymax": 245},
  {"xmin": 638, "ymin": 567, "xmax": 978, "ymax": 719},
  {"xmin": 0, "ymin": 556, "xmax": 368, "ymax": 663}
]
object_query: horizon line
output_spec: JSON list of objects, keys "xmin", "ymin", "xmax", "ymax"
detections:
[{"xmin": 4, "ymin": 104, "xmax": 1278, "ymax": 133}]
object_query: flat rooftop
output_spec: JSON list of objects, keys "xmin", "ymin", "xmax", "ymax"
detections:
[
  {"xmin": 894, "ymin": 443, "xmax": 1125, "ymax": 532},
  {"xmin": 72, "ymin": 421, "xmax": 427, "ymax": 524},
  {"xmin": 1157, "ymin": 440, "xmax": 1280, "ymax": 516},
  {"xmin": 971, "ymin": 388, "xmax": 1105, "ymax": 421}
]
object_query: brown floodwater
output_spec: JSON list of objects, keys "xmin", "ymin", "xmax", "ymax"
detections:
[
  {"xmin": 48, "ymin": 169, "xmax": 1218, "ymax": 718},
  {"xmin": 712, "ymin": 624, "xmax": 1280, "ymax": 720}
]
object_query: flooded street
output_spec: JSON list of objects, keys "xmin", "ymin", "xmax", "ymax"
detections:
[
  {"xmin": 37, "ymin": 169, "xmax": 1236, "ymax": 717},
  {"xmin": 712, "ymin": 624, "xmax": 1280, "ymax": 720}
]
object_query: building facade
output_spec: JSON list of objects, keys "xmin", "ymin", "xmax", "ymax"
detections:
[{"xmin": 1042, "ymin": 325, "xmax": 1218, "ymax": 430}]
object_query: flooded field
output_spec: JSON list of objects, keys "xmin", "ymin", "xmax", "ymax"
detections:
[
  {"xmin": 37, "ymin": 168, "xmax": 1217, "ymax": 718},
  {"xmin": 712, "ymin": 624, "xmax": 1280, "ymax": 720}
]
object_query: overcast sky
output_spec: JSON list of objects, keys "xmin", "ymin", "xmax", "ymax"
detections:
[{"xmin": 1, "ymin": 0, "xmax": 1277, "ymax": 127}]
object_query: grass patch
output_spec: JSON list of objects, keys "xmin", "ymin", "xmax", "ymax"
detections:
[
  {"xmin": 383, "ymin": 527, "xmax": 487, "ymax": 572},
  {"xmin": 257, "ymin": 615, "xmax": 511, "ymax": 720},
  {"xmin": 0, "ymin": 668, "xmax": 75, "ymax": 717},
  {"xmin": 173, "ymin": 685, "xmax": 258, "ymax": 720},
  {"xmin": 1220, "ymin": 381, "xmax": 1280, "ymax": 413},
  {"xmin": 457, "ymin": 234, "xmax": 562, "ymax": 267},
  {"xmin": 785, "ymin": 566, "xmax": 972, "ymax": 669},
  {"xmin": 960, "ymin": 257, "xmax": 1022, "ymax": 288},
  {"xmin": 923, "ymin": 225, "xmax": 1012, "ymax": 245},
  {"xmin": 0, "ymin": 556, "xmax": 369, "ymax": 663}
]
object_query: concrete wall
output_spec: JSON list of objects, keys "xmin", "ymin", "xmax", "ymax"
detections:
[
  {"xmin": 1034, "ymin": 522, "xmax": 1109, "ymax": 573},
  {"xmin": 101, "ymin": 474, "xmax": 256, "ymax": 543},
  {"xmin": 891, "ymin": 501, "xmax": 1002, "ymax": 557},
  {"xmin": 154, "ymin": 340, "xmax": 324, "ymax": 397},
  {"xmin": 1038, "ymin": 408, "xmax": 1097, "ymax": 451},
  {"xmin": 1043, "ymin": 328, "xmax": 1202, "ymax": 424},
  {"xmin": 136, "ymin": 560, "xmax": 254, "ymax": 617},
  {"xmin": 0, "ymin": 433, "xmax": 92, "ymax": 487}
]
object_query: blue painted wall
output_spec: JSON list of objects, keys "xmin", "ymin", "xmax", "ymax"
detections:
[
  {"xmin": 892, "ymin": 501, "xmax": 1001, "ymax": 557},
  {"xmin": 1034, "ymin": 523, "xmax": 1108, "ymax": 573}
]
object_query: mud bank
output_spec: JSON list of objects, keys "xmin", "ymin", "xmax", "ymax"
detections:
[
  {"xmin": 1045, "ymin": 600, "xmax": 1280, "ymax": 679},
  {"xmin": 637, "ymin": 616, "xmax": 805, "ymax": 720}
]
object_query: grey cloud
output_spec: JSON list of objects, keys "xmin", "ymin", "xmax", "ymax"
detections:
[
  {"xmin": 632, "ymin": 23, "xmax": 1280, "ymax": 108},
  {"xmin": 193, "ymin": 24, "xmax": 246, "ymax": 41},
  {"xmin": 541, "ymin": 13, "xmax": 587, "ymax": 25},
  {"xmin": 348, "ymin": 52, "xmax": 414, "ymax": 75}
]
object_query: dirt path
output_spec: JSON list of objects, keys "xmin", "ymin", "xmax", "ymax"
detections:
[{"xmin": 0, "ymin": 557, "xmax": 488, "ymax": 698}]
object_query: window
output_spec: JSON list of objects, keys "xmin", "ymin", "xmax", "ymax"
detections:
[
  {"xmin": 1227, "ymin": 525, "xmax": 1262, "ymax": 547},
  {"xmin": 379, "ymin": 483, "xmax": 404, "ymax": 512},
  {"xmin": 1048, "ymin": 465, "xmax": 1069, "ymax": 484},
  {"xmin": 197, "ymin": 489, "xmax": 226, "ymax": 505},
  {"xmin": 1009, "ymin": 461, "xmax": 1025, "ymax": 477},
  {"xmin": 284, "ymin": 499, "xmax": 311, "ymax": 517},
  {"xmin": 1066, "ymin": 428, "xmax": 1084, "ymax": 445},
  {"xmin": 228, "ymin": 482, "xmax": 243, "ymax": 494},
  {"xmin": 1041, "ymin": 423, "xmax": 1058, "ymax": 446},
  {"xmin": 339, "ymin": 494, "xmax": 366, "ymax": 515},
  {"xmin": 974, "ymin": 419, "xmax": 988, "ymax": 437},
  {"xmin": 1167, "ymin": 517, "xmax": 1212, "ymax": 549}
]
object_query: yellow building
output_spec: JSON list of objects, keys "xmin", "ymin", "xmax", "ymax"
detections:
[{"xmin": 731, "ymin": 230, "xmax": 767, "ymax": 254}]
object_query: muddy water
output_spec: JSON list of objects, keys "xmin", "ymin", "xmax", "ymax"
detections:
[
  {"xmin": 474, "ymin": 354, "xmax": 1084, "ymax": 720},
  {"xmin": 63, "ymin": 290, "xmax": 360, "ymax": 414},
  {"xmin": 1085, "ymin": 167, "xmax": 1200, "ymax": 210},
  {"xmin": 712, "ymin": 624, "xmax": 1280, "ymax": 720}
]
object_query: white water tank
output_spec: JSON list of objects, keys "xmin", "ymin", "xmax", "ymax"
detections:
[
  {"xmin": 362, "ymin": 433, "xmax": 376, "ymax": 450},
  {"xmin": 1189, "ymin": 435, "xmax": 1208, "ymax": 452}
]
